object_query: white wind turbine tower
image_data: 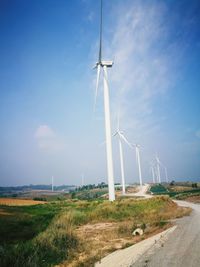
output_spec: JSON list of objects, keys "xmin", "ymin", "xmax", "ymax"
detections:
[
  {"xmin": 150, "ymin": 162, "xmax": 155, "ymax": 183},
  {"xmin": 151, "ymin": 166, "xmax": 155, "ymax": 183},
  {"xmin": 164, "ymin": 166, "xmax": 168, "ymax": 183},
  {"xmin": 155, "ymin": 155, "xmax": 161, "ymax": 183},
  {"xmin": 113, "ymin": 117, "xmax": 126, "ymax": 195},
  {"xmin": 52, "ymin": 176, "xmax": 54, "ymax": 192},
  {"xmin": 94, "ymin": 0, "xmax": 115, "ymax": 201},
  {"xmin": 135, "ymin": 144, "xmax": 143, "ymax": 187},
  {"xmin": 157, "ymin": 158, "xmax": 168, "ymax": 183},
  {"xmin": 118, "ymin": 133, "xmax": 143, "ymax": 187}
]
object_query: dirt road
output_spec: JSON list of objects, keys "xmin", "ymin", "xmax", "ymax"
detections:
[
  {"xmin": 96, "ymin": 200, "xmax": 200, "ymax": 267},
  {"xmin": 126, "ymin": 184, "xmax": 152, "ymax": 198}
]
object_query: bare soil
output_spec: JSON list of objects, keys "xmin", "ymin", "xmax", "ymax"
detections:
[{"xmin": 64, "ymin": 221, "xmax": 173, "ymax": 267}]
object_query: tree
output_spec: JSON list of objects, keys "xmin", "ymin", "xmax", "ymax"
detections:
[{"xmin": 192, "ymin": 183, "xmax": 198, "ymax": 188}]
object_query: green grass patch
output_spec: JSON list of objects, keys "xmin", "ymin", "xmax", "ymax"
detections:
[{"xmin": 150, "ymin": 184, "xmax": 168, "ymax": 194}]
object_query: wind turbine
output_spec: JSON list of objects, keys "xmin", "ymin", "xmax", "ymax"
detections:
[
  {"xmin": 157, "ymin": 158, "xmax": 168, "ymax": 183},
  {"xmin": 52, "ymin": 176, "xmax": 54, "ymax": 192},
  {"xmin": 94, "ymin": 0, "xmax": 115, "ymax": 201},
  {"xmin": 164, "ymin": 166, "xmax": 168, "ymax": 183},
  {"xmin": 155, "ymin": 155, "xmax": 161, "ymax": 183},
  {"xmin": 150, "ymin": 164, "xmax": 155, "ymax": 184},
  {"xmin": 113, "ymin": 117, "xmax": 126, "ymax": 195},
  {"xmin": 118, "ymin": 133, "xmax": 143, "ymax": 187},
  {"xmin": 135, "ymin": 144, "xmax": 143, "ymax": 187}
]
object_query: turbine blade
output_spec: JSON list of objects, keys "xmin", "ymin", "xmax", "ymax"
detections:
[
  {"xmin": 117, "ymin": 109, "xmax": 120, "ymax": 130},
  {"xmin": 98, "ymin": 0, "xmax": 103, "ymax": 62},
  {"xmin": 94, "ymin": 64, "xmax": 101, "ymax": 112},
  {"xmin": 113, "ymin": 131, "xmax": 118, "ymax": 137},
  {"xmin": 119, "ymin": 132, "xmax": 132, "ymax": 148},
  {"xmin": 136, "ymin": 147, "xmax": 140, "ymax": 164}
]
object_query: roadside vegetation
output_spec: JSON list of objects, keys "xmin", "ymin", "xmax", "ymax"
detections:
[
  {"xmin": 173, "ymin": 192, "xmax": 200, "ymax": 203},
  {"xmin": 0, "ymin": 195, "xmax": 191, "ymax": 267},
  {"xmin": 150, "ymin": 183, "xmax": 200, "ymax": 200}
]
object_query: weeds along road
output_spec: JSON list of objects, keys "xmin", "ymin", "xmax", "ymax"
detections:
[
  {"xmin": 96, "ymin": 197, "xmax": 200, "ymax": 267},
  {"xmin": 132, "ymin": 200, "xmax": 200, "ymax": 267}
]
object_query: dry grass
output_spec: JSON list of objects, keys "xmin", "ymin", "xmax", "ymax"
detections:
[
  {"xmin": 169, "ymin": 186, "xmax": 192, "ymax": 192},
  {"xmin": 0, "ymin": 198, "xmax": 46, "ymax": 206},
  {"xmin": 59, "ymin": 196, "xmax": 191, "ymax": 267},
  {"xmin": 184, "ymin": 195, "xmax": 200, "ymax": 203}
]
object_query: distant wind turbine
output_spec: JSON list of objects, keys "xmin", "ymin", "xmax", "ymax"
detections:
[
  {"xmin": 52, "ymin": 176, "xmax": 54, "ymax": 192},
  {"xmin": 94, "ymin": 0, "xmax": 115, "ymax": 201},
  {"xmin": 157, "ymin": 158, "xmax": 168, "ymax": 183},
  {"xmin": 113, "ymin": 116, "xmax": 126, "ymax": 195},
  {"xmin": 164, "ymin": 166, "xmax": 168, "ymax": 183},
  {"xmin": 155, "ymin": 155, "xmax": 161, "ymax": 183},
  {"xmin": 118, "ymin": 133, "xmax": 143, "ymax": 187},
  {"xmin": 135, "ymin": 144, "xmax": 143, "ymax": 187},
  {"xmin": 150, "ymin": 164, "xmax": 155, "ymax": 184}
]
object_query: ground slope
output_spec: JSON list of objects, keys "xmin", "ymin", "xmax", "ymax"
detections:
[{"xmin": 96, "ymin": 200, "xmax": 200, "ymax": 267}]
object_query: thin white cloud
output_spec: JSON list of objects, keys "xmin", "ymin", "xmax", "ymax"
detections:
[
  {"xmin": 35, "ymin": 125, "xmax": 65, "ymax": 152},
  {"xmin": 101, "ymin": 1, "xmax": 179, "ymax": 134},
  {"xmin": 35, "ymin": 125, "xmax": 55, "ymax": 139}
]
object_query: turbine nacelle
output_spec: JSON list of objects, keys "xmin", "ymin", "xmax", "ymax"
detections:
[
  {"xmin": 113, "ymin": 130, "xmax": 124, "ymax": 139},
  {"xmin": 95, "ymin": 60, "xmax": 113, "ymax": 68},
  {"xmin": 132, "ymin": 143, "xmax": 141, "ymax": 149}
]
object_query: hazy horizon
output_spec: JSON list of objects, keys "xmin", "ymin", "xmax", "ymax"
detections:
[{"xmin": 0, "ymin": 0, "xmax": 200, "ymax": 187}]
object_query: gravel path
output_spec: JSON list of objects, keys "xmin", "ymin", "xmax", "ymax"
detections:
[{"xmin": 95, "ymin": 200, "xmax": 200, "ymax": 267}]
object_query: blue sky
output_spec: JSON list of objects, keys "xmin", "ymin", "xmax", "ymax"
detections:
[{"xmin": 0, "ymin": 0, "xmax": 200, "ymax": 186}]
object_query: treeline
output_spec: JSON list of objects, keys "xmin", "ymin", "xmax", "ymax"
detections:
[
  {"xmin": 0, "ymin": 184, "xmax": 76, "ymax": 193},
  {"xmin": 73, "ymin": 182, "xmax": 108, "ymax": 192},
  {"xmin": 169, "ymin": 181, "xmax": 199, "ymax": 188}
]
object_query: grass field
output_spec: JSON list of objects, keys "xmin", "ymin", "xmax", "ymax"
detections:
[{"xmin": 0, "ymin": 196, "xmax": 191, "ymax": 267}]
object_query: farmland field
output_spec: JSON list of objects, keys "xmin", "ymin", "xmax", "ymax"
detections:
[
  {"xmin": 0, "ymin": 198, "xmax": 46, "ymax": 206},
  {"xmin": 150, "ymin": 184, "xmax": 200, "ymax": 198}
]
